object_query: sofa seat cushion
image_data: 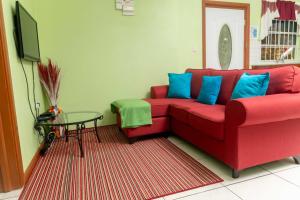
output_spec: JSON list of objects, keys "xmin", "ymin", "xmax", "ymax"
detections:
[
  {"xmin": 188, "ymin": 104, "xmax": 226, "ymax": 140},
  {"xmin": 145, "ymin": 98, "xmax": 195, "ymax": 117},
  {"xmin": 169, "ymin": 101, "xmax": 199, "ymax": 124},
  {"xmin": 169, "ymin": 101, "xmax": 225, "ymax": 140}
]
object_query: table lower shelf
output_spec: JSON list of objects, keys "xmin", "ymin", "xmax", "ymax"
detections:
[{"xmin": 36, "ymin": 118, "xmax": 101, "ymax": 158}]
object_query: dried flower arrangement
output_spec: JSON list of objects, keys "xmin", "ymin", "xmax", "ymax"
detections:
[{"xmin": 38, "ymin": 59, "xmax": 61, "ymax": 114}]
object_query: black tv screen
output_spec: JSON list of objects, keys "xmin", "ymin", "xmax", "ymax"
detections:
[{"xmin": 15, "ymin": 1, "xmax": 40, "ymax": 61}]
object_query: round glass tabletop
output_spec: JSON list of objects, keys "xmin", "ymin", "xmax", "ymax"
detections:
[{"xmin": 37, "ymin": 111, "xmax": 103, "ymax": 126}]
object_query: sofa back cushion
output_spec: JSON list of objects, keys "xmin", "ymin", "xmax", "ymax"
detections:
[
  {"xmin": 210, "ymin": 70, "xmax": 239, "ymax": 104},
  {"xmin": 292, "ymin": 66, "xmax": 300, "ymax": 92},
  {"xmin": 185, "ymin": 69, "xmax": 212, "ymax": 98},
  {"xmin": 239, "ymin": 66, "xmax": 300, "ymax": 94},
  {"xmin": 185, "ymin": 66, "xmax": 300, "ymax": 105},
  {"xmin": 186, "ymin": 68, "xmax": 240, "ymax": 104}
]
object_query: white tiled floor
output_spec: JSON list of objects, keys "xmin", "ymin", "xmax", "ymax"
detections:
[
  {"xmin": 1, "ymin": 135, "xmax": 300, "ymax": 200},
  {"xmin": 163, "ymin": 136, "xmax": 300, "ymax": 200},
  {"xmin": 227, "ymin": 175, "xmax": 300, "ymax": 200},
  {"xmin": 0, "ymin": 189, "xmax": 22, "ymax": 200}
]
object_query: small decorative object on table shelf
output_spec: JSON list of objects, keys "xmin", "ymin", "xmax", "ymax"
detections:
[
  {"xmin": 35, "ymin": 111, "xmax": 103, "ymax": 158},
  {"xmin": 49, "ymin": 105, "xmax": 62, "ymax": 116},
  {"xmin": 37, "ymin": 59, "xmax": 62, "ymax": 115}
]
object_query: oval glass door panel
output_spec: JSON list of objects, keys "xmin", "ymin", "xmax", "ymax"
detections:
[{"xmin": 218, "ymin": 24, "xmax": 232, "ymax": 70}]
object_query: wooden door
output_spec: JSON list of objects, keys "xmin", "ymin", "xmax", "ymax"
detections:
[
  {"xmin": 202, "ymin": 1, "xmax": 250, "ymax": 69},
  {"xmin": 0, "ymin": 0, "xmax": 24, "ymax": 192},
  {"xmin": 206, "ymin": 7, "xmax": 245, "ymax": 69}
]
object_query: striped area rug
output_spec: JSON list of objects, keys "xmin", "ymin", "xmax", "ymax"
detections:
[{"xmin": 20, "ymin": 126, "xmax": 223, "ymax": 200}]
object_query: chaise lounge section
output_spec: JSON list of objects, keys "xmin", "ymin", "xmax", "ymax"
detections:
[{"xmin": 117, "ymin": 66, "xmax": 300, "ymax": 178}]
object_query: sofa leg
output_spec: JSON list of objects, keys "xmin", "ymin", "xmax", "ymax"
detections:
[
  {"xmin": 128, "ymin": 137, "xmax": 137, "ymax": 144},
  {"xmin": 293, "ymin": 156, "xmax": 300, "ymax": 164},
  {"xmin": 232, "ymin": 169, "xmax": 240, "ymax": 179},
  {"xmin": 163, "ymin": 132, "xmax": 170, "ymax": 138}
]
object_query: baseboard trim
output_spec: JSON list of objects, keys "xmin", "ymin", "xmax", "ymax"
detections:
[{"xmin": 24, "ymin": 143, "xmax": 43, "ymax": 184}]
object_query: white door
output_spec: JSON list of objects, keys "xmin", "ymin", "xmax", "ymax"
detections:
[{"xmin": 206, "ymin": 8, "xmax": 244, "ymax": 69}]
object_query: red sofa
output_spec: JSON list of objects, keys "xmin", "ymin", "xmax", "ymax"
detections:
[{"xmin": 118, "ymin": 66, "xmax": 300, "ymax": 178}]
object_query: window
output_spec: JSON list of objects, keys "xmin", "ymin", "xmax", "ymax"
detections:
[{"xmin": 261, "ymin": 19, "xmax": 297, "ymax": 61}]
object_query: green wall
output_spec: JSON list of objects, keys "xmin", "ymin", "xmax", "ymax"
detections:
[
  {"xmin": 36, "ymin": 0, "xmax": 263, "ymax": 126},
  {"xmin": 37, "ymin": 0, "xmax": 190, "ymax": 126},
  {"xmin": 2, "ymin": 0, "xmax": 45, "ymax": 170}
]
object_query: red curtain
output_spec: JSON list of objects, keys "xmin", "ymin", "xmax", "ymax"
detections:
[
  {"xmin": 261, "ymin": 1, "xmax": 278, "ymax": 17},
  {"xmin": 276, "ymin": 0, "xmax": 296, "ymax": 20}
]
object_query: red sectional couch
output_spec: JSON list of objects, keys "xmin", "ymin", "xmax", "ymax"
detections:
[{"xmin": 117, "ymin": 66, "xmax": 300, "ymax": 178}]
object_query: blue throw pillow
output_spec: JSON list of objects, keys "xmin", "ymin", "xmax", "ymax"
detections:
[
  {"xmin": 197, "ymin": 76, "xmax": 223, "ymax": 105},
  {"xmin": 231, "ymin": 72, "xmax": 270, "ymax": 99},
  {"xmin": 168, "ymin": 73, "xmax": 192, "ymax": 99}
]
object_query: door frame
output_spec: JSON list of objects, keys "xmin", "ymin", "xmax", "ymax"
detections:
[
  {"xmin": 202, "ymin": 0, "xmax": 250, "ymax": 69},
  {"xmin": 0, "ymin": 1, "xmax": 24, "ymax": 192}
]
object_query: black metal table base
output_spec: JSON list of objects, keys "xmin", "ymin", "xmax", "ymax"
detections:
[{"xmin": 37, "ymin": 118, "xmax": 101, "ymax": 158}]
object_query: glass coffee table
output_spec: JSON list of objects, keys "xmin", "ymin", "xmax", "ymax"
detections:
[{"xmin": 35, "ymin": 111, "xmax": 103, "ymax": 157}]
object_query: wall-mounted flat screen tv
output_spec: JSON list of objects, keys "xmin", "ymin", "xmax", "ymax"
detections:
[{"xmin": 15, "ymin": 1, "xmax": 40, "ymax": 61}]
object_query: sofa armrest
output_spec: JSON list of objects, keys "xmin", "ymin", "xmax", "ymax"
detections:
[
  {"xmin": 151, "ymin": 85, "xmax": 169, "ymax": 99},
  {"xmin": 226, "ymin": 93, "xmax": 300, "ymax": 126}
]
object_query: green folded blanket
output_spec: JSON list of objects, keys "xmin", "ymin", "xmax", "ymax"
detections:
[{"xmin": 111, "ymin": 99, "xmax": 152, "ymax": 128}]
